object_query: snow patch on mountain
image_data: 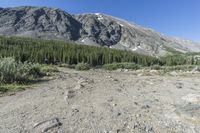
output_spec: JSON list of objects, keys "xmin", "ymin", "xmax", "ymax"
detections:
[{"xmin": 95, "ymin": 13, "xmax": 104, "ymax": 20}]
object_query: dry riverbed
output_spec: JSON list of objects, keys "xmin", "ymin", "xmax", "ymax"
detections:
[{"xmin": 0, "ymin": 68, "xmax": 200, "ymax": 133}]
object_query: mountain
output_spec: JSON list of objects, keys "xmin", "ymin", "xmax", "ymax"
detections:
[{"xmin": 0, "ymin": 6, "xmax": 200, "ymax": 56}]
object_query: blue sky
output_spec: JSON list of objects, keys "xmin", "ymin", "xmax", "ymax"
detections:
[{"xmin": 0, "ymin": 0, "xmax": 200, "ymax": 42}]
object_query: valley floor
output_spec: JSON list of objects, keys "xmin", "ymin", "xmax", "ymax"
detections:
[{"xmin": 0, "ymin": 68, "xmax": 200, "ymax": 133}]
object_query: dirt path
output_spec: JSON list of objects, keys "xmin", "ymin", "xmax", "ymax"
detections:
[{"xmin": 1, "ymin": 68, "xmax": 200, "ymax": 133}]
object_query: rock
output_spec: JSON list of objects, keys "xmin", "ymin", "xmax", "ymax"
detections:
[
  {"xmin": 175, "ymin": 82, "xmax": 184, "ymax": 89},
  {"xmin": 169, "ymin": 71, "xmax": 178, "ymax": 76},
  {"xmin": 117, "ymin": 112, "xmax": 121, "ymax": 116},
  {"xmin": 137, "ymin": 73, "xmax": 143, "ymax": 77},
  {"xmin": 112, "ymin": 78, "xmax": 118, "ymax": 81},
  {"xmin": 74, "ymin": 84, "xmax": 84, "ymax": 90},
  {"xmin": 135, "ymin": 114, "xmax": 141, "ymax": 118},
  {"xmin": 149, "ymin": 70, "xmax": 157, "ymax": 73},
  {"xmin": 182, "ymin": 94, "xmax": 200, "ymax": 103},
  {"xmin": 124, "ymin": 69, "xmax": 129, "ymax": 72},
  {"xmin": 144, "ymin": 125, "xmax": 153, "ymax": 132},
  {"xmin": 176, "ymin": 104, "xmax": 200, "ymax": 121},
  {"xmin": 72, "ymin": 108, "xmax": 79, "ymax": 114},
  {"xmin": 141, "ymin": 105, "xmax": 151, "ymax": 109},
  {"xmin": 64, "ymin": 90, "xmax": 76, "ymax": 100},
  {"xmin": 116, "ymin": 88, "xmax": 122, "ymax": 93},
  {"xmin": 133, "ymin": 123, "xmax": 139, "ymax": 129},
  {"xmin": 107, "ymin": 75, "xmax": 118, "ymax": 81},
  {"xmin": 113, "ymin": 103, "xmax": 117, "ymax": 106},
  {"xmin": 103, "ymin": 130, "xmax": 110, "ymax": 133},
  {"xmin": 116, "ymin": 129, "xmax": 121, "ymax": 133},
  {"xmin": 116, "ymin": 69, "xmax": 123, "ymax": 72},
  {"xmin": 191, "ymin": 66, "xmax": 200, "ymax": 73},
  {"xmin": 33, "ymin": 118, "xmax": 62, "ymax": 132},
  {"xmin": 78, "ymin": 77, "xmax": 94, "ymax": 84},
  {"xmin": 108, "ymin": 76, "xmax": 112, "ymax": 78}
]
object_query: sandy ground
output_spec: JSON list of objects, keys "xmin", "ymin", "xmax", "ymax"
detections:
[{"xmin": 0, "ymin": 68, "xmax": 200, "ymax": 133}]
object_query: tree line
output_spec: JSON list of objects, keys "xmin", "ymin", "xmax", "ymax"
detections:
[{"xmin": 0, "ymin": 36, "xmax": 199, "ymax": 66}]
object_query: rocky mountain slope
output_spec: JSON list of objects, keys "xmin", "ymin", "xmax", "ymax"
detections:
[{"xmin": 0, "ymin": 6, "xmax": 200, "ymax": 56}]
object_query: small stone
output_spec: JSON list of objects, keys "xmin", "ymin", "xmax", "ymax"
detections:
[
  {"xmin": 117, "ymin": 112, "xmax": 121, "ymax": 116},
  {"xmin": 116, "ymin": 129, "xmax": 120, "ymax": 133},
  {"xmin": 71, "ymin": 108, "xmax": 79, "ymax": 116},
  {"xmin": 103, "ymin": 130, "xmax": 110, "ymax": 133},
  {"xmin": 133, "ymin": 124, "xmax": 138, "ymax": 129},
  {"xmin": 113, "ymin": 103, "xmax": 117, "ymax": 106},
  {"xmin": 116, "ymin": 88, "xmax": 122, "ymax": 92},
  {"xmin": 176, "ymin": 82, "xmax": 183, "ymax": 89},
  {"xmin": 137, "ymin": 73, "xmax": 143, "ymax": 76},
  {"xmin": 33, "ymin": 118, "xmax": 62, "ymax": 132},
  {"xmin": 74, "ymin": 84, "xmax": 84, "ymax": 90},
  {"xmin": 144, "ymin": 125, "xmax": 153, "ymax": 132},
  {"xmin": 108, "ymin": 76, "xmax": 112, "ymax": 78},
  {"xmin": 150, "ymin": 70, "xmax": 157, "ymax": 73},
  {"xmin": 191, "ymin": 66, "xmax": 200, "ymax": 73},
  {"xmin": 72, "ymin": 108, "xmax": 79, "ymax": 113},
  {"xmin": 124, "ymin": 69, "xmax": 129, "ymax": 72},
  {"xmin": 112, "ymin": 78, "xmax": 118, "ymax": 81},
  {"xmin": 64, "ymin": 90, "xmax": 76, "ymax": 101},
  {"xmin": 169, "ymin": 71, "xmax": 178, "ymax": 76},
  {"xmin": 135, "ymin": 114, "xmax": 141, "ymax": 118},
  {"xmin": 141, "ymin": 105, "xmax": 150, "ymax": 109}
]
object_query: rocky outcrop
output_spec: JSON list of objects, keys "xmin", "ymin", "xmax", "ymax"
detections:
[
  {"xmin": 0, "ymin": 6, "xmax": 81, "ymax": 40},
  {"xmin": 74, "ymin": 13, "xmax": 122, "ymax": 46}
]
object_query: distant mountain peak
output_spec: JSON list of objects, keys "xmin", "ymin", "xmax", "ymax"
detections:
[{"xmin": 0, "ymin": 6, "xmax": 200, "ymax": 56}]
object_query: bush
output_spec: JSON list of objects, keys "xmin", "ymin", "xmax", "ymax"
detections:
[
  {"xmin": 0, "ymin": 84, "xmax": 26, "ymax": 93},
  {"xmin": 75, "ymin": 63, "xmax": 90, "ymax": 71},
  {"xmin": 162, "ymin": 65, "xmax": 195, "ymax": 72},
  {"xmin": 103, "ymin": 62, "xmax": 140, "ymax": 70},
  {"xmin": 0, "ymin": 57, "xmax": 42, "ymax": 84},
  {"xmin": 41, "ymin": 65, "xmax": 58, "ymax": 73},
  {"xmin": 122, "ymin": 63, "xmax": 140, "ymax": 70}
]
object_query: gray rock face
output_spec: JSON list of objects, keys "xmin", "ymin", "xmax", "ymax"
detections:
[
  {"xmin": 0, "ymin": 6, "xmax": 81, "ymax": 40},
  {"xmin": 74, "ymin": 14, "xmax": 122, "ymax": 46},
  {"xmin": 0, "ymin": 6, "xmax": 200, "ymax": 56}
]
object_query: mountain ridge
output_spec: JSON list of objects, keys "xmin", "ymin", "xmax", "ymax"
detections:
[{"xmin": 0, "ymin": 6, "xmax": 200, "ymax": 56}]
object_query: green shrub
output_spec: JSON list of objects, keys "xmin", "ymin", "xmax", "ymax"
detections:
[
  {"xmin": 102, "ymin": 63, "xmax": 119, "ymax": 70},
  {"xmin": 162, "ymin": 65, "xmax": 196, "ymax": 72},
  {"xmin": 27, "ymin": 63, "xmax": 41, "ymax": 77},
  {"xmin": 0, "ymin": 57, "xmax": 42, "ymax": 84},
  {"xmin": 0, "ymin": 84, "xmax": 26, "ymax": 93},
  {"xmin": 103, "ymin": 62, "xmax": 140, "ymax": 70},
  {"xmin": 41, "ymin": 65, "xmax": 58, "ymax": 73},
  {"xmin": 75, "ymin": 63, "xmax": 90, "ymax": 71},
  {"xmin": 122, "ymin": 62, "xmax": 140, "ymax": 69},
  {"xmin": 0, "ymin": 86, "xmax": 8, "ymax": 92}
]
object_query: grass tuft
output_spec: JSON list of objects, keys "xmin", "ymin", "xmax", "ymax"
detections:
[
  {"xmin": 75, "ymin": 63, "xmax": 90, "ymax": 71},
  {"xmin": 0, "ymin": 84, "xmax": 27, "ymax": 93}
]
